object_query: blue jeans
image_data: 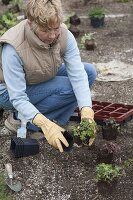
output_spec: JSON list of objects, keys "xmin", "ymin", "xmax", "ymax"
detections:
[{"xmin": 0, "ymin": 63, "xmax": 97, "ymax": 131}]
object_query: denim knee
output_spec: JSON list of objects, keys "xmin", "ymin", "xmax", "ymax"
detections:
[{"xmin": 83, "ymin": 63, "xmax": 97, "ymax": 86}]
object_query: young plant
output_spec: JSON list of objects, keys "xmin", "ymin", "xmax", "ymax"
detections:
[
  {"xmin": 124, "ymin": 158, "xmax": 133, "ymax": 168},
  {"xmin": 0, "ymin": 11, "xmax": 18, "ymax": 35},
  {"xmin": 88, "ymin": 7, "xmax": 105, "ymax": 19},
  {"xmin": 80, "ymin": 33, "xmax": 95, "ymax": 49},
  {"xmin": 10, "ymin": 0, "xmax": 23, "ymax": 12},
  {"xmin": 97, "ymin": 141, "xmax": 120, "ymax": 163},
  {"xmin": 117, "ymin": 0, "xmax": 129, "ymax": 2},
  {"xmin": 96, "ymin": 163, "xmax": 122, "ymax": 183},
  {"xmin": 72, "ymin": 118, "xmax": 96, "ymax": 145},
  {"xmin": 88, "ymin": 7, "xmax": 105, "ymax": 28}
]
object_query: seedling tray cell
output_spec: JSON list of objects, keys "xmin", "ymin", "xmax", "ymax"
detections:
[{"xmin": 71, "ymin": 100, "xmax": 133, "ymax": 124}]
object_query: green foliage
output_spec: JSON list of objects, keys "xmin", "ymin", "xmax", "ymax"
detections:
[
  {"xmin": 80, "ymin": 33, "xmax": 95, "ymax": 48},
  {"xmin": 96, "ymin": 163, "xmax": 122, "ymax": 183},
  {"xmin": 0, "ymin": 173, "xmax": 14, "ymax": 200},
  {"xmin": 88, "ymin": 7, "xmax": 105, "ymax": 19},
  {"xmin": 0, "ymin": 11, "xmax": 18, "ymax": 36},
  {"xmin": 11, "ymin": 0, "xmax": 23, "ymax": 11},
  {"xmin": 124, "ymin": 158, "xmax": 133, "ymax": 168},
  {"xmin": 117, "ymin": 0, "xmax": 130, "ymax": 2},
  {"xmin": 72, "ymin": 119, "xmax": 96, "ymax": 142}
]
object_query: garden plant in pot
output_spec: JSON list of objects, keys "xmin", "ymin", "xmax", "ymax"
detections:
[
  {"xmin": 64, "ymin": 13, "xmax": 80, "ymax": 38},
  {"xmin": 69, "ymin": 13, "xmax": 81, "ymax": 26},
  {"xmin": 2, "ymin": 0, "xmax": 11, "ymax": 5},
  {"xmin": 102, "ymin": 118, "xmax": 120, "ymax": 140},
  {"xmin": 80, "ymin": 33, "xmax": 96, "ymax": 50},
  {"xmin": 72, "ymin": 119, "xmax": 96, "ymax": 146},
  {"xmin": 88, "ymin": 7, "xmax": 105, "ymax": 28},
  {"xmin": 96, "ymin": 163, "xmax": 122, "ymax": 194},
  {"xmin": 97, "ymin": 141, "xmax": 121, "ymax": 164}
]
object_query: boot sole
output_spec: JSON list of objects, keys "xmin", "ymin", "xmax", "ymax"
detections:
[{"xmin": 4, "ymin": 119, "xmax": 17, "ymax": 133}]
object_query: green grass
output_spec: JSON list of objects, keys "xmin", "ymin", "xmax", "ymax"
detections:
[{"xmin": 0, "ymin": 173, "xmax": 14, "ymax": 200}]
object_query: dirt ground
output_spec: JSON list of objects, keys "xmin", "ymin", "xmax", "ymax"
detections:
[{"xmin": 0, "ymin": 0, "xmax": 133, "ymax": 199}]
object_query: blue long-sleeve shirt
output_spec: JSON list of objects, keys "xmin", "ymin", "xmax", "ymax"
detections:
[{"xmin": 1, "ymin": 30, "xmax": 92, "ymax": 123}]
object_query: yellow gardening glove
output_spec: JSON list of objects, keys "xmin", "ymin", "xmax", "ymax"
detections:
[
  {"xmin": 33, "ymin": 113, "xmax": 69, "ymax": 152},
  {"xmin": 81, "ymin": 107, "xmax": 94, "ymax": 122},
  {"xmin": 81, "ymin": 107, "xmax": 96, "ymax": 146}
]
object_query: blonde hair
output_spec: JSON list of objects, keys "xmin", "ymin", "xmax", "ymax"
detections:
[{"xmin": 26, "ymin": 0, "xmax": 63, "ymax": 31}]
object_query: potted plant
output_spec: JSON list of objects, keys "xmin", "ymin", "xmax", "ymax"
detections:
[
  {"xmin": 80, "ymin": 33, "xmax": 96, "ymax": 50},
  {"xmin": 2, "ymin": 0, "xmax": 11, "ymax": 5},
  {"xmin": 69, "ymin": 25, "xmax": 80, "ymax": 38},
  {"xmin": 9, "ymin": 0, "xmax": 23, "ymax": 13},
  {"xmin": 88, "ymin": 7, "xmax": 105, "ymax": 28},
  {"xmin": 69, "ymin": 13, "xmax": 81, "ymax": 26},
  {"xmin": 96, "ymin": 163, "xmax": 121, "ymax": 193},
  {"xmin": 102, "ymin": 118, "xmax": 120, "ymax": 140},
  {"xmin": 64, "ymin": 14, "xmax": 80, "ymax": 38},
  {"xmin": 72, "ymin": 119, "xmax": 96, "ymax": 146},
  {"xmin": 97, "ymin": 141, "xmax": 120, "ymax": 164}
]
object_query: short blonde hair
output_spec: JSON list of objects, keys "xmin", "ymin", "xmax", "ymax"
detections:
[{"xmin": 26, "ymin": 0, "xmax": 63, "ymax": 31}]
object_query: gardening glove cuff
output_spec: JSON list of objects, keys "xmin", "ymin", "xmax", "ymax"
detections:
[
  {"xmin": 81, "ymin": 107, "xmax": 94, "ymax": 122},
  {"xmin": 33, "ymin": 113, "xmax": 69, "ymax": 152}
]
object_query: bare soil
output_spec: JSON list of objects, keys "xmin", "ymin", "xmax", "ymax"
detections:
[{"xmin": 0, "ymin": 0, "xmax": 133, "ymax": 199}]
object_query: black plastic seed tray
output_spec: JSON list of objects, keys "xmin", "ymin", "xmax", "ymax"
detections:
[{"xmin": 70, "ymin": 101, "xmax": 133, "ymax": 124}]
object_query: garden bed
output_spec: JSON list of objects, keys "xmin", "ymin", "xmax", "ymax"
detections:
[{"xmin": 0, "ymin": 0, "xmax": 133, "ymax": 199}]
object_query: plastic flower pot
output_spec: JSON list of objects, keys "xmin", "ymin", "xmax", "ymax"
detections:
[
  {"xmin": 97, "ymin": 151, "xmax": 113, "ymax": 164},
  {"xmin": 0, "ymin": 108, "xmax": 4, "ymax": 120},
  {"xmin": 97, "ymin": 142, "xmax": 120, "ymax": 164},
  {"xmin": 61, "ymin": 131, "xmax": 74, "ymax": 152},
  {"xmin": 97, "ymin": 179, "xmax": 117, "ymax": 194},
  {"xmin": 90, "ymin": 16, "xmax": 105, "ymax": 28},
  {"xmin": 69, "ymin": 14, "xmax": 81, "ymax": 26},
  {"xmin": 10, "ymin": 137, "xmax": 39, "ymax": 158},
  {"xmin": 69, "ymin": 25, "xmax": 80, "ymax": 38},
  {"xmin": 2, "ymin": 0, "xmax": 11, "ymax": 5},
  {"xmin": 84, "ymin": 39, "xmax": 96, "ymax": 50},
  {"xmin": 102, "ymin": 124, "xmax": 120, "ymax": 140}
]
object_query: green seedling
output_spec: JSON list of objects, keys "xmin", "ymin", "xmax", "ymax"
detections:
[
  {"xmin": 72, "ymin": 118, "xmax": 96, "ymax": 145},
  {"xmin": 124, "ymin": 158, "xmax": 133, "ymax": 168},
  {"xmin": 0, "ymin": 11, "xmax": 18, "ymax": 35},
  {"xmin": 96, "ymin": 163, "xmax": 122, "ymax": 183},
  {"xmin": 80, "ymin": 33, "xmax": 95, "ymax": 49},
  {"xmin": 117, "ymin": 0, "xmax": 130, "ymax": 2},
  {"xmin": 10, "ymin": 0, "xmax": 23, "ymax": 11},
  {"xmin": 88, "ymin": 7, "xmax": 105, "ymax": 19}
]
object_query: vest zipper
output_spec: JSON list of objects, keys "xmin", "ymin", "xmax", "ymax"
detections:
[{"xmin": 49, "ymin": 45, "xmax": 56, "ymax": 76}]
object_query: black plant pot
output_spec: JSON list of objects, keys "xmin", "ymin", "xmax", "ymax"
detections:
[
  {"xmin": 70, "ymin": 14, "xmax": 81, "ymax": 26},
  {"xmin": 97, "ymin": 179, "xmax": 117, "ymax": 195},
  {"xmin": 2, "ymin": 0, "xmax": 11, "ymax": 5},
  {"xmin": 102, "ymin": 126, "xmax": 119, "ymax": 140},
  {"xmin": 85, "ymin": 39, "xmax": 96, "ymax": 51},
  {"xmin": 97, "ymin": 152, "xmax": 114, "ymax": 164},
  {"xmin": 10, "ymin": 137, "xmax": 39, "ymax": 158},
  {"xmin": 61, "ymin": 131, "xmax": 74, "ymax": 152},
  {"xmin": 0, "ymin": 108, "xmax": 4, "ymax": 120},
  {"xmin": 74, "ymin": 136, "xmax": 82, "ymax": 146},
  {"xmin": 90, "ymin": 16, "xmax": 105, "ymax": 28},
  {"xmin": 69, "ymin": 25, "xmax": 80, "ymax": 38}
]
